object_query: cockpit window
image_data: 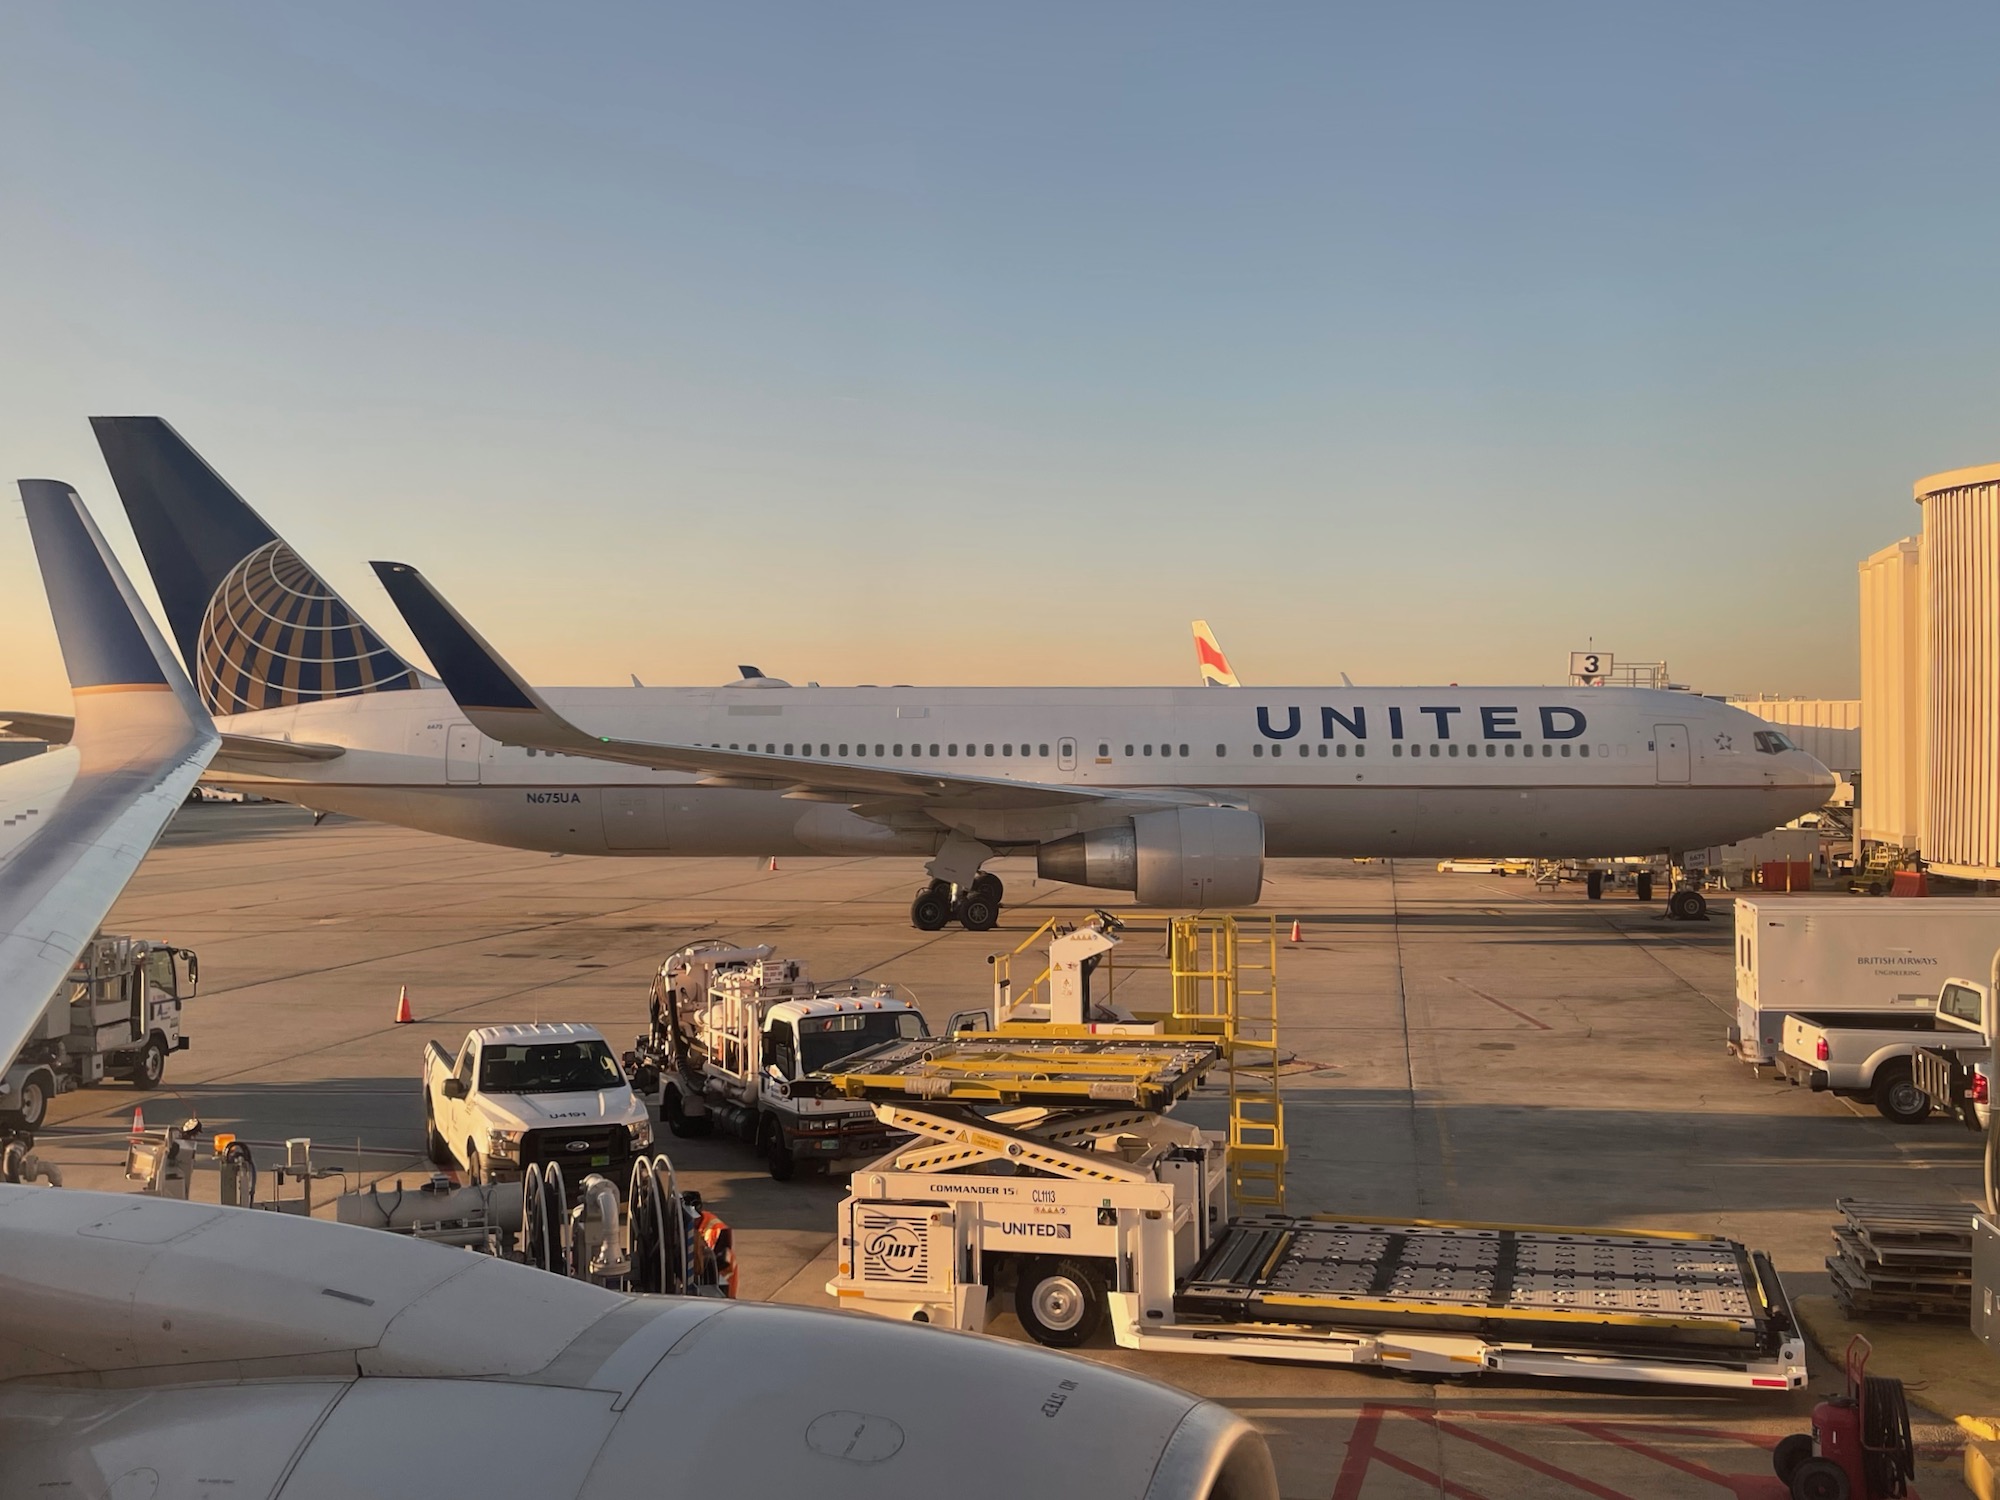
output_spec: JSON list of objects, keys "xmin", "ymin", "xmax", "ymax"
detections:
[{"xmin": 1752, "ymin": 730, "xmax": 1796, "ymax": 754}]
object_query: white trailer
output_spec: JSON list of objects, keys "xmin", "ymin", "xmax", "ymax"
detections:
[
  {"xmin": 1731, "ymin": 896, "xmax": 2000, "ymax": 1064},
  {"xmin": 822, "ymin": 1035, "xmax": 1806, "ymax": 1392}
]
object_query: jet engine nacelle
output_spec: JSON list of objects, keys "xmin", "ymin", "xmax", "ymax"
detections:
[
  {"xmin": 1037, "ymin": 807, "xmax": 1264, "ymax": 907},
  {"xmin": 0, "ymin": 1184, "xmax": 1277, "ymax": 1500}
]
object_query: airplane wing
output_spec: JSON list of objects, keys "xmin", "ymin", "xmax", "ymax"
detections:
[
  {"xmin": 0, "ymin": 481, "xmax": 220, "ymax": 1071},
  {"xmin": 371, "ymin": 561, "xmax": 1223, "ymax": 815},
  {"xmin": 0, "ymin": 711, "xmax": 342, "ymax": 764},
  {"xmin": 1192, "ymin": 620, "xmax": 1240, "ymax": 687}
]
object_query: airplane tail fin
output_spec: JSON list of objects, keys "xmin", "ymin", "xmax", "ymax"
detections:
[
  {"xmin": 1192, "ymin": 620, "xmax": 1240, "ymax": 688},
  {"xmin": 89, "ymin": 417, "xmax": 426, "ymax": 716}
]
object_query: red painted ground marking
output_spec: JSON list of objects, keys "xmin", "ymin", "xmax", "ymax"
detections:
[
  {"xmin": 1368, "ymin": 1447, "xmax": 1497, "ymax": 1500},
  {"xmin": 1405, "ymin": 1410, "xmax": 1636, "ymax": 1500},
  {"xmin": 1329, "ymin": 1405, "xmax": 1383, "ymax": 1500},
  {"xmin": 1563, "ymin": 1420, "xmax": 1782, "ymax": 1500},
  {"xmin": 1331, "ymin": 1404, "xmax": 1866, "ymax": 1500},
  {"xmin": 1446, "ymin": 976, "xmax": 1553, "ymax": 1030}
]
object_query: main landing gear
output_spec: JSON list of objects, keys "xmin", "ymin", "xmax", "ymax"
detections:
[{"xmin": 910, "ymin": 873, "xmax": 1004, "ymax": 933}]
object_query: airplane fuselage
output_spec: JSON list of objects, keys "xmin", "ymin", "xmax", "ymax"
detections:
[{"xmin": 202, "ymin": 684, "xmax": 1832, "ymax": 865}]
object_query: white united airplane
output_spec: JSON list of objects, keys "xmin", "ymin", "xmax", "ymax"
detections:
[
  {"xmin": 3, "ymin": 418, "xmax": 1834, "ymax": 933},
  {"xmin": 0, "ymin": 484, "xmax": 1274, "ymax": 1498}
]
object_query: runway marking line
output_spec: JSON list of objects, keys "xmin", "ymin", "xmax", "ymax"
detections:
[{"xmin": 1325, "ymin": 1404, "xmax": 1882, "ymax": 1500}]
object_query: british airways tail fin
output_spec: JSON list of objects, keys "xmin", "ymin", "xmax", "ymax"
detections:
[
  {"xmin": 1192, "ymin": 620, "xmax": 1240, "ymax": 688},
  {"xmin": 89, "ymin": 417, "xmax": 426, "ymax": 716}
]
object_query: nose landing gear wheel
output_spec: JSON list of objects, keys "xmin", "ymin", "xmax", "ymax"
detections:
[{"xmin": 1667, "ymin": 888, "xmax": 1709, "ymax": 921}]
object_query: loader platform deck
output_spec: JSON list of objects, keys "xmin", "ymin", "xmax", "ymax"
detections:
[
  {"xmin": 815, "ymin": 1032, "xmax": 1220, "ymax": 1110},
  {"xmin": 1177, "ymin": 1214, "xmax": 1789, "ymax": 1351}
]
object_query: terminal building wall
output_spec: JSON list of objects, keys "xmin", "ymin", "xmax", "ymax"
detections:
[
  {"xmin": 1918, "ymin": 465, "xmax": 2000, "ymax": 879},
  {"xmin": 1857, "ymin": 537, "xmax": 1926, "ymax": 851}
]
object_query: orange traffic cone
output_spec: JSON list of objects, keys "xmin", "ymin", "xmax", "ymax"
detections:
[
  {"xmin": 394, "ymin": 985, "xmax": 414, "ymax": 1024},
  {"xmin": 767, "ymin": 856, "xmax": 779, "ymax": 872},
  {"xmin": 1289, "ymin": 919, "xmax": 1303, "ymax": 944},
  {"xmin": 130, "ymin": 1105, "xmax": 144, "ymax": 1136}
]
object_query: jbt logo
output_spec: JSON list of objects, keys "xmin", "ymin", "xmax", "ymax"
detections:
[{"xmin": 863, "ymin": 1221, "xmax": 926, "ymax": 1281}]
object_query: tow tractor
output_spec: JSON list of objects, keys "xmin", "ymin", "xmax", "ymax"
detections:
[{"xmin": 822, "ymin": 914, "xmax": 1807, "ymax": 1391}]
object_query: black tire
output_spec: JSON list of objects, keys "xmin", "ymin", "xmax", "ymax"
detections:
[
  {"xmin": 466, "ymin": 1146, "xmax": 486, "ymax": 1185},
  {"xmin": 763, "ymin": 1119, "xmax": 796, "ymax": 1181},
  {"xmin": 662, "ymin": 1084, "xmax": 695, "ymax": 1139},
  {"xmin": 424, "ymin": 1100, "xmax": 451, "ymax": 1166},
  {"xmin": 9, "ymin": 1071, "xmax": 49, "ymax": 1131},
  {"xmin": 911, "ymin": 889, "xmax": 952, "ymax": 931},
  {"xmin": 1772, "ymin": 1433, "xmax": 1814, "ymax": 1485},
  {"xmin": 1635, "ymin": 872, "xmax": 1655, "ymax": 902},
  {"xmin": 130, "ymin": 1036, "xmax": 167, "ymax": 1090},
  {"xmin": 1873, "ymin": 1060, "xmax": 1933, "ymax": 1124},
  {"xmin": 971, "ymin": 872, "xmax": 1004, "ymax": 904},
  {"xmin": 1014, "ymin": 1256, "xmax": 1109, "ymax": 1348},
  {"xmin": 958, "ymin": 893, "xmax": 1000, "ymax": 932},
  {"xmin": 1789, "ymin": 1456, "xmax": 1851, "ymax": 1500},
  {"xmin": 1586, "ymin": 870, "xmax": 1604, "ymax": 900}
]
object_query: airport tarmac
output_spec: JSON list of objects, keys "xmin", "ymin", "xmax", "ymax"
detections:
[{"xmin": 32, "ymin": 803, "xmax": 1984, "ymax": 1498}]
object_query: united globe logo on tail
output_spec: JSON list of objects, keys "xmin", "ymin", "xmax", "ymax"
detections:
[{"xmin": 197, "ymin": 540, "xmax": 421, "ymax": 714}]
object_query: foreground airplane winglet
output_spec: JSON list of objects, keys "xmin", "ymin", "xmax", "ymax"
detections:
[
  {"xmin": 0, "ymin": 482, "xmax": 219, "ymax": 1072},
  {"xmin": 372, "ymin": 560, "xmax": 1218, "ymax": 813}
]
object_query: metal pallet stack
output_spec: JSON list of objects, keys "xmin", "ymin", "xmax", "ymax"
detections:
[{"xmin": 1826, "ymin": 1198, "xmax": 1975, "ymax": 1320}]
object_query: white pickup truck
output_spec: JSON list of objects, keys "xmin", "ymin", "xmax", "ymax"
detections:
[
  {"xmin": 1776, "ymin": 980, "xmax": 1997, "ymax": 1125},
  {"xmin": 423, "ymin": 1022, "xmax": 654, "ymax": 1185}
]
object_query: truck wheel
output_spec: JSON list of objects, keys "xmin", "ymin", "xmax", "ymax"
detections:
[
  {"xmin": 663, "ymin": 1085, "xmax": 709, "ymax": 1139},
  {"xmin": 466, "ymin": 1146, "xmax": 486, "ymax": 1185},
  {"xmin": 1015, "ymin": 1257, "xmax": 1108, "ymax": 1348},
  {"xmin": 763, "ymin": 1120, "xmax": 796, "ymax": 1181},
  {"xmin": 424, "ymin": 1101, "xmax": 451, "ymax": 1166},
  {"xmin": 8, "ymin": 1072, "xmax": 50, "ymax": 1131},
  {"xmin": 1873, "ymin": 1061, "xmax": 1933, "ymax": 1124},
  {"xmin": 129, "ymin": 1037, "xmax": 166, "ymax": 1090}
]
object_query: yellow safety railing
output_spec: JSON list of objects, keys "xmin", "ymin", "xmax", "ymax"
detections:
[{"xmin": 986, "ymin": 912, "xmax": 1287, "ymax": 1208}]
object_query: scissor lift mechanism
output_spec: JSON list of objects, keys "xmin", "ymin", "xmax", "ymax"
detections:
[{"xmin": 824, "ymin": 1035, "xmax": 1806, "ymax": 1391}]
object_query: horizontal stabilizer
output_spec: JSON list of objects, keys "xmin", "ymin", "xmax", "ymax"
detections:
[{"xmin": 1, "ymin": 711, "xmax": 342, "ymax": 763}]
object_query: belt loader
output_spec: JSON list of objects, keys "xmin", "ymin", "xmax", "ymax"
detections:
[{"xmin": 820, "ymin": 1033, "xmax": 1807, "ymax": 1391}]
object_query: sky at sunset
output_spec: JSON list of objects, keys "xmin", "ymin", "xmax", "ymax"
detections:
[{"xmin": 4, "ymin": 3, "xmax": 1998, "ymax": 710}]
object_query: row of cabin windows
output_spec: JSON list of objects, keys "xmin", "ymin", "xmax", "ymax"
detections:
[
  {"xmin": 706, "ymin": 742, "xmax": 1055, "ymax": 758},
  {"xmin": 1249, "ymin": 742, "xmax": 1608, "ymax": 759}
]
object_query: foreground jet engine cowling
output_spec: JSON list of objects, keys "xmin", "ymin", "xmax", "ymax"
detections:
[{"xmin": 0, "ymin": 1186, "xmax": 1276, "ymax": 1500}]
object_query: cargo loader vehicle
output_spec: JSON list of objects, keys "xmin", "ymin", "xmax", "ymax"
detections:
[
  {"xmin": 820, "ymin": 910, "xmax": 1806, "ymax": 1392},
  {"xmin": 818, "ymin": 1031, "xmax": 1806, "ymax": 1390},
  {"xmin": 624, "ymin": 942, "xmax": 935, "ymax": 1180}
]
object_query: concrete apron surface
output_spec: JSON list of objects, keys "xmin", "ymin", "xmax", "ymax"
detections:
[{"xmin": 26, "ymin": 804, "xmax": 1985, "ymax": 1498}]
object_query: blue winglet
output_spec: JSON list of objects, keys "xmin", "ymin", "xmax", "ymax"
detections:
[
  {"xmin": 19, "ymin": 480, "xmax": 204, "ymax": 720},
  {"xmin": 369, "ymin": 562, "xmax": 539, "ymax": 714}
]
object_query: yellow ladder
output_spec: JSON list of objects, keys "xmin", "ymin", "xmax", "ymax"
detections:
[{"xmin": 1159, "ymin": 916, "xmax": 1285, "ymax": 1209}]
